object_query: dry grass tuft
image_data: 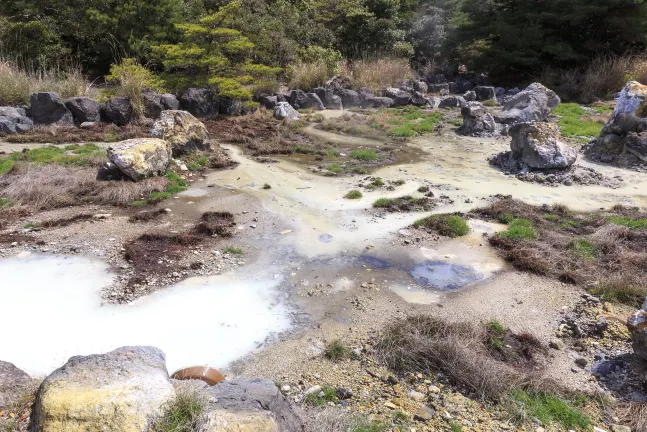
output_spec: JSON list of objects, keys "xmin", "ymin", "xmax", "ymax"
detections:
[
  {"xmin": 129, "ymin": 208, "xmax": 168, "ymax": 223},
  {"xmin": 288, "ymin": 62, "xmax": 331, "ymax": 90},
  {"xmin": 193, "ymin": 212, "xmax": 235, "ymax": 237},
  {"xmin": 343, "ymin": 59, "xmax": 413, "ymax": 92},
  {"xmin": 0, "ymin": 165, "xmax": 168, "ymax": 209},
  {"xmin": 617, "ymin": 402, "xmax": 647, "ymax": 432}
]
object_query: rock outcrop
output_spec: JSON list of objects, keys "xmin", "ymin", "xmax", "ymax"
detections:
[
  {"xmin": 496, "ymin": 83, "xmax": 560, "ymax": 125},
  {"xmin": 150, "ymin": 110, "xmax": 212, "ymax": 156},
  {"xmin": 458, "ymin": 103, "xmax": 500, "ymax": 137},
  {"xmin": 0, "ymin": 361, "xmax": 32, "ymax": 410},
  {"xmin": 65, "ymin": 97, "xmax": 101, "ymax": 123},
  {"xmin": 274, "ymin": 102, "xmax": 300, "ymax": 122},
  {"xmin": 336, "ymin": 89, "xmax": 360, "ymax": 108},
  {"xmin": 107, "ymin": 138, "xmax": 171, "ymax": 181},
  {"xmin": 102, "ymin": 97, "xmax": 134, "ymax": 126},
  {"xmin": 30, "ymin": 92, "xmax": 74, "ymax": 126},
  {"xmin": 0, "ymin": 107, "xmax": 34, "ymax": 133},
  {"xmin": 142, "ymin": 93, "xmax": 164, "ymax": 120},
  {"xmin": 509, "ymin": 122, "xmax": 577, "ymax": 169},
  {"xmin": 160, "ymin": 94, "xmax": 180, "ymax": 111},
  {"xmin": 474, "ymin": 86, "xmax": 496, "ymax": 101},
  {"xmin": 627, "ymin": 298, "xmax": 647, "ymax": 361},
  {"xmin": 30, "ymin": 346, "xmax": 175, "ymax": 432},
  {"xmin": 180, "ymin": 88, "xmax": 219, "ymax": 118}
]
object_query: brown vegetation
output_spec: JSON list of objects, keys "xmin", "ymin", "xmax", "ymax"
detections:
[
  {"xmin": 0, "ymin": 165, "xmax": 169, "ymax": 210},
  {"xmin": 374, "ymin": 315, "xmax": 547, "ymax": 401},
  {"xmin": 128, "ymin": 209, "xmax": 167, "ymax": 223},
  {"xmin": 1, "ymin": 123, "xmax": 149, "ymax": 144},
  {"xmin": 474, "ymin": 197, "xmax": 647, "ymax": 307},
  {"xmin": 193, "ymin": 212, "xmax": 235, "ymax": 237},
  {"xmin": 618, "ymin": 402, "xmax": 647, "ymax": 432},
  {"xmin": 32, "ymin": 213, "xmax": 94, "ymax": 228}
]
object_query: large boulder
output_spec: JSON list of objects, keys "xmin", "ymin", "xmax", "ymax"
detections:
[
  {"xmin": 30, "ymin": 346, "xmax": 175, "ymax": 432},
  {"xmin": 623, "ymin": 132, "xmax": 647, "ymax": 162},
  {"xmin": 107, "ymin": 138, "xmax": 171, "ymax": 181},
  {"xmin": 219, "ymin": 97, "xmax": 244, "ymax": 116},
  {"xmin": 65, "ymin": 97, "xmax": 101, "ymax": 123},
  {"xmin": 324, "ymin": 75, "xmax": 354, "ymax": 92},
  {"xmin": 30, "ymin": 92, "xmax": 74, "ymax": 126},
  {"xmin": 142, "ymin": 93, "xmax": 164, "ymax": 120},
  {"xmin": 0, "ymin": 361, "xmax": 32, "ymax": 410},
  {"xmin": 458, "ymin": 103, "xmax": 500, "ymax": 137},
  {"xmin": 179, "ymin": 88, "xmax": 219, "ymax": 118},
  {"xmin": 393, "ymin": 92, "xmax": 412, "ymax": 107},
  {"xmin": 313, "ymin": 87, "xmax": 341, "ymax": 109},
  {"xmin": 384, "ymin": 87, "xmax": 402, "ymax": 100},
  {"xmin": 496, "ymin": 82, "xmax": 560, "ymax": 125},
  {"xmin": 627, "ymin": 298, "xmax": 647, "ymax": 361},
  {"xmin": 102, "ymin": 97, "xmax": 134, "ymax": 126},
  {"xmin": 358, "ymin": 87, "xmax": 376, "ymax": 109},
  {"xmin": 327, "ymin": 95, "xmax": 343, "ymax": 110},
  {"xmin": 510, "ymin": 122, "xmax": 577, "ymax": 169},
  {"xmin": 336, "ymin": 89, "xmax": 360, "ymax": 108},
  {"xmin": 150, "ymin": 110, "xmax": 212, "ymax": 157},
  {"xmin": 413, "ymin": 80, "xmax": 428, "ymax": 93},
  {"xmin": 439, "ymin": 96, "xmax": 464, "ymax": 109},
  {"xmin": 474, "ymin": 86, "xmax": 496, "ymax": 101},
  {"xmin": 259, "ymin": 95, "xmax": 278, "ymax": 110},
  {"xmin": 289, "ymin": 90, "xmax": 309, "ymax": 110},
  {"xmin": 160, "ymin": 94, "xmax": 180, "ymax": 111},
  {"xmin": 274, "ymin": 102, "xmax": 300, "ymax": 122},
  {"xmin": 372, "ymin": 97, "xmax": 394, "ymax": 108},
  {"xmin": 306, "ymin": 93, "xmax": 325, "ymax": 110},
  {"xmin": 428, "ymin": 83, "xmax": 449, "ymax": 95},
  {"xmin": 0, "ymin": 107, "xmax": 34, "ymax": 133},
  {"xmin": 206, "ymin": 378, "xmax": 304, "ymax": 432},
  {"xmin": 410, "ymin": 91, "xmax": 432, "ymax": 107}
]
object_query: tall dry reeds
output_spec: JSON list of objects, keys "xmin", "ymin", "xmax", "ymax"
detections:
[
  {"xmin": 343, "ymin": 58, "xmax": 413, "ymax": 91},
  {"xmin": 0, "ymin": 59, "xmax": 91, "ymax": 106}
]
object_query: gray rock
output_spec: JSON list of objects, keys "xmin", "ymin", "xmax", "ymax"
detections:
[
  {"xmin": 393, "ymin": 92, "xmax": 412, "ymax": 107},
  {"xmin": 0, "ymin": 360, "xmax": 32, "ymax": 410},
  {"xmin": 80, "ymin": 121, "xmax": 96, "ymax": 129},
  {"xmin": 428, "ymin": 83, "xmax": 449, "ymax": 95},
  {"xmin": 289, "ymin": 90, "xmax": 309, "ymax": 110},
  {"xmin": 358, "ymin": 87, "xmax": 375, "ymax": 108},
  {"xmin": 179, "ymin": 88, "xmax": 219, "ymax": 118},
  {"xmin": 410, "ymin": 91, "xmax": 432, "ymax": 107},
  {"xmin": 150, "ymin": 110, "xmax": 212, "ymax": 156},
  {"xmin": 30, "ymin": 346, "xmax": 175, "ymax": 432},
  {"xmin": 336, "ymin": 387, "xmax": 352, "ymax": 400},
  {"xmin": 30, "ymin": 92, "xmax": 74, "ymax": 126},
  {"xmin": 439, "ymin": 96, "xmax": 461, "ymax": 109},
  {"xmin": 0, "ymin": 106, "xmax": 34, "ymax": 133},
  {"xmin": 259, "ymin": 95, "xmax": 278, "ymax": 110},
  {"xmin": 623, "ymin": 132, "xmax": 647, "ymax": 161},
  {"xmin": 107, "ymin": 138, "xmax": 171, "ymax": 181},
  {"xmin": 474, "ymin": 86, "xmax": 496, "ymax": 101},
  {"xmin": 306, "ymin": 93, "xmax": 325, "ymax": 110},
  {"xmin": 510, "ymin": 122, "xmax": 577, "ymax": 169},
  {"xmin": 494, "ymin": 87, "xmax": 506, "ymax": 97},
  {"xmin": 575, "ymin": 357, "xmax": 588, "ymax": 367},
  {"xmin": 463, "ymin": 90, "xmax": 477, "ymax": 102},
  {"xmin": 208, "ymin": 378, "xmax": 304, "ymax": 432},
  {"xmin": 142, "ymin": 93, "xmax": 163, "ymax": 119},
  {"xmin": 496, "ymin": 82, "xmax": 560, "ymax": 125},
  {"xmin": 384, "ymin": 87, "xmax": 402, "ymax": 99},
  {"xmin": 372, "ymin": 97, "xmax": 394, "ymax": 108},
  {"xmin": 413, "ymin": 80, "xmax": 428, "ymax": 93},
  {"xmin": 627, "ymin": 298, "xmax": 647, "ymax": 361},
  {"xmin": 160, "ymin": 94, "xmax": 180, "ymax": 110},
  {"xmin": 337, "ymin": 89, "xmax": 360, "ymax": 108},
  {"xmin": 102, "ymin": 97, "xmax": 133, "ymax": 125},
  {"xmin": 65, "ymin": 97, "xmax": 101, "ymax": 123},
  {"xmin": 274, "ymin": 102, "xmax": 300, "ymax": 122},
  {"xmin": 327, "ymin": 95, "xmax": 343, "ymax": 110},
  {"xmin": 458, "ymin": 103, "xmax": 500, "ymax": 137},
  {"xmin": 219, "ymin": 97, "xmax": 243, "ymax": 116},
  {"xmin": 414, "ymin": 406, "xmax": 436, "ymax": 422}
]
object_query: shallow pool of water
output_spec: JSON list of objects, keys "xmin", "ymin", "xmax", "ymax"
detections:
[
  {"xmin": 0, "ymin": 253, "xmax": 290, "ymax": 376},
  {"xmin": 410, "ymin": 260, "xmax": 484, "ymax": 290}
]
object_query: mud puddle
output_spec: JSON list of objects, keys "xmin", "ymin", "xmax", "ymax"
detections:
[{"xmin": 0, "ymin": 252, "xmax": 291, "ymax": 375}]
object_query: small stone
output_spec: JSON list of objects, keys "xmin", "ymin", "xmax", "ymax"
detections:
[
  {"xmin": 281, "ymin": 385, "xmax": 291, "ymax": 392},
  {"xmin": 549, "ymin": 338, "xmax": 565, "ymax": 350},
  {"xmin": 305, "ymin": 385, "xmax": 321, "ymax": 396},
  {"xmin": 336, "ymin": 387, "xmax": 353, "ymax": 400},
  {"xmin": 414, "ymin": 406, "xmax": 436, "ymax": 422},
  {"xmin": 384, "ymin": 402, "xmax": 398, "ymax": 410},
  {"xmin": 603, "ymin": 302, "xmax": 614, "ymax": 313},
  {"xmin": 442, "ymin": 411, "xmax": 453, "ymax": 420},
  {"xmin": 409, "ymin": 390, "xmax": 425, "ymax": 401},
  {"xmin": 594, "ymin": 427, "xmax": 609, "ymax": 432},
  {"xmin": 428, "ymin": 385, "xmax": 441, "ymax": 394},
  {"xmin": 610, "ymin": 425, "xmax": 631, "ymax": 432},
  {"xmin": 317, "ymin": 391, "xmax": 325, "ymax": 398},
  {"xmin": 575, "ymin": 357, "xmax": 588, "ymax": 367}
]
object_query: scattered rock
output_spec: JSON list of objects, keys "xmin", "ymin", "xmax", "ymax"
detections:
[
  {"xmin": 274, "ymin": 102, "xmax": 300, "ymax": 122},
  {"xmin": 372, "ymin": 97, "xmax": 394, "ymax": 108},
  {"xmin": 0, "ymin": 106, "xmax": 34, "ymax": 133},
  {"xmin": 180, "ymin": 88, "xmax": 219, "ymax": 118},
  {"xmin": 107, "ymin": 138, "xmax": 171, "ymax": 181},
  {"xmin": 260, "ymin": 95, "xmax": 278, "ymax": 110},
  {"xmin": 150, "ymin": 110, "xmax": 212, "ymax": 156},
  {"xmin": 30, "ymin": 346, "xmax": 175, "ymax": 432},
  {"xmin": 30, "ymin": 92, "xmax": 74, "ymax": 126},
  {"xmin": 0, "ymin": 360, "xmax": 32, "ymax": 410},
  {"xmin": 65, "ymin": 97, "xmax": 101, "ymax": 123},
  {"xmin": 160, "ymin": 94, "xmax": 180, "ymax": 110},
  {"xmin": 337, "ymin": 89, "xmax": 360, "ymax": 108},
  {"xmin": 495, "ymin": 82, "xmax": 560, "ymax": 125},
  {"xmin": 549, "ymin": 338, "xmax": 565, "ymax": 350},
  {"xmin": 142, "ymin": 93, "xmax": 164, "ymax": 119},
  {"xmin": 474, "ymin": 86, "xmax": 496, "ymax": 101},
  {"xmin": 102, "ymin": 96, "xmax": 134, "ymax": 125},
  {"xmin": 414, "ymin": 406, "xmax": 436, "ymax": 422},
  {"xmin": 336, "ymin": 387, "xmax": 353, "ymax": 400},
  {"xmin": 458, "ymin": 102, "xmax": 501, "ymax": 137},
  {"xmin": 627, "ymin": 298, "xmax": 647, "ymax": 361}
]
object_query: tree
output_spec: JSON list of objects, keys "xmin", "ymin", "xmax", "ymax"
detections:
[{"xmin": 152, "ymin": 1, "xmax": 281, "ymax": 99}]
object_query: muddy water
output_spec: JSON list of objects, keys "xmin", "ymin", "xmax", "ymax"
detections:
[{"xmin": 0, "ymin": 252, "xmax": 290, "ymax": 375}]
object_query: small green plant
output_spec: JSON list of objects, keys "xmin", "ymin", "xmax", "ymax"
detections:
[
  {"xmin": 497, "ymin": 213, "xmax": 514, "ymax": 224},
  {"xmin": 508, "ymin": 389, "xmax": 590, "ymax": 430},
  {"xmin": 606, "ymin": 215, "xmax": 647, "ymax": 229},
  {"xmin": 327, "ymin": 163, "xmax": 342, "ymax": 174},
  {"xmin": 345, "ymin": 190, "xmax": 363, "ymax": 199},
  {"xmin": 449, "ymin": 423, "xmax": 464, "ymax": 432},
  {"xmin": 352, "ymin": 167, "xmax": 368, "ymax": 175},
  {"xmin": 23, "ymin": 222, "xmax": 37, "ymax": 229},
  {"xmin": 544, "ymin": 214, "xmax": 559, "ymax": 221},
  {"xmin": 413, "ymin": 214, "xmax": 470, "ymax": 237},
  {"xmin": 0, "ymin": 158, "xmax": 15, "ymax": 174},
  {"xmin": 0, "ymin": 197, "xmax": 12, "ymax": 207},
  {"xmin": 482, "ymin": 99, "xmax": 499, "ymax": 107},
  {"xmin": 570, "ymin": 239, "xmax": 596, "ymax": 259},
  {"xmin": 350, "ymin": 149, "xmax": 378, "ymax": 161},
  {"xmin": 324, "ymin": 339, "xmax": 352, "ymax": 362},
  {"xmin": 128, "ymin": 200, "xmax": 148, "ymax": 207},
  {"xmin": 373, "ymin": 198, "xmax": 396, "ymax": 208},
  {"xmin": 393, "ymin": 410, "xmax": 409, "ymax": 422},
  {"xmin": 370, "ymin": 177, "xmax": 385, "ymax": 187},
  {"xmin": 223, "ymin": 246, "xmax": 244, "ymax": 255},
  {"xmin": 485, "ymin": 319, "xmax": 506, "ymax": 350},
  {"xmin": 104, "ymin": 58, "xmax": 164, "ymax": 118},
  {"xmin": 304, "ymin": 385, "xmax": 338, "ymax": 407},
  {"xmin": 326, "ymin": 148, "xmax": 340, "ymax": 157},
  {"xmin": 498, "ymin": 219, "xmax": 537, "ymax": 240},
  {"xmin": 392, "ymin": 179, "xmax": 405, "ymax": 186},
  {"xmin": 262, "ymin": 183, "xmax": 272, "ymax": 190},
  {"xmin": 417, "ymin": 186, "xmax": 429, "ymax": 193},
  {"xmin": 153, "ymin": 386, "xmax": 207, "ymax": 432}
]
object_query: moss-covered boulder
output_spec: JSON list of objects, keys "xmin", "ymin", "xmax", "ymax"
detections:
[
  {"xmin": 30, "ymin": 346, "xmax": 175, "ymax": 432},
  {"xmin": 107, "ymin": 138, "xmax": 171, "ymax": 181},
  {"xmin": 150, "ymin": 110, "xmax": 212, "ymax": 157}
]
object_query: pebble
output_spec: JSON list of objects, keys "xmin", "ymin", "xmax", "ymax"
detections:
[
  {"xmin": 408, "ymin": 390, "xmax": 425, "ymax": 402},
  {"xmin": 281, "ymin": 385, "xmax": 291, "ymax": 392},
  {"xmin": 304, "ymin": 385, "xmax": 321, "ymax": 396}
]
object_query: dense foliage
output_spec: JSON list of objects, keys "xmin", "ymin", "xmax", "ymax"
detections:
[{"xmin": 2, "ymin": 0, "xmax": 647, "ymax": 89}]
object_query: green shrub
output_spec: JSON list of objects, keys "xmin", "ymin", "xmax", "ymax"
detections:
[
  {"xmin": 569, "ymin": 239, "xmax": 596, "ymax": 259},
  {"xmin": 606, "ymin": 215, "xmax": 647, "ymax": 229},
  {"xmin": 223, "ymin": 246, "xmax": 244, "ymax": 255},
  {"xmin": 498, "ymin": 213, "xmax": 514, "ymax": 224},
  {"xmin": 498, "ymin": 219, "xmax": 537, "ymax": 240},
  {"xmin": 373, "ymin": 198, "xmax": 395, "ymax": 208},
  {"xmin": 350, "ymin": 149, "xmax": 378, "ymax": 161},
  {"xmin": 345, "ymin": 190, "xmax": 363, "ymax": 199},
  {"xmin": 304, "ymin": 385, "xmax": 337, "ymax": 407},
  {"xmin": 263, "ymin": 183, "xmax": 272, "ymax": 190},
  {"xmin": 324, "ymin": 340, "xmax": 352, "ymax": 362},
  {"xmin": 370, "ymin": 177, "xmax": 385, "ymax": 187},
  {"xmin": 327, "ymin": 163, "xmax": 342, "ymax": 174},
  {"xmin": 508, "ymin": 389, "xmax": 590, "ymax": 430},
  {"xmin": 153, "ymin": 385, "xmax": 207, "ymax": 432},
  {"xmin": 413, "ymin": 214, "xmax": 470, "ymax": 237},
  {"xmin": 104, "ymin": 58, "xmax": 164, "ymax": 118}
]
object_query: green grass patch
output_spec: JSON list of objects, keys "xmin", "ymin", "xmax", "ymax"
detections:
[
  {"xmin": 350, "ymin": 149, "xmax": 378, "ymax": 161},
  {"xmin": 413, "ymin": 214, "xmax": 470, "ymax": 237},
  {"xmin": 345, "ymin": 190, "xmax": 363, "ymax": 199},
  {"xmin": 569, "ymin": 239, "xmax": 596, "ymax": 260},
  {"xmin": 498, "ymin": 213, "xmax": 514, "ymax": 224},
  {"xmin": 0, "ymin": 197, "xmax": 12, "ymax": 207},
  {"xmin": 498, "ymin": 219, "xmax": 537, "ymax": 240},
  {"xmin": 588, "ymin": 280, "xmax": 647, "ymax": 308},
  {"xmin": 153, "ymin": 387, "xmax": 207, "ymax": 432},
  {"xmin": 392, "ymin": 179, "xmax": 405, "ymax": 186},
  {"xmin": 449, "ymin": 423, "xmax": 464, "ymax": 432},
  {"xmin": 304, "ymin": 385, "xmax": 337, "ymax": 407},
  {"xmin": 508, "ymin": 389, "xmax": 590, "ymax": 430},
  {"xmin": 327, "ymin": 163, "xmax": 342, "ymax": 174},
  {"xmin": 324, "ymin": 340, "xmax": 353, "ymax": 362},
  {"xmin": 0, "ymin": 158, "xmax": 15, "ymax": 174},
  {"xmin": 262, "ymin": 183, "xmax": 271, "ymax": 190},
  {"xmin": 543, "ymin": 214, "xmax": 560, "ymax": 221},
  {"xmin": 352, "ymin": 167, "xmax": 368, "ymax": 175},
  {"xmin": 482, "ymin": 99, "xmax": 498, "ymax": 107},
  {"xmin": 373, "ymin": 198, "xmax": 396, "ymax": 208},
  {"xmin": 128, "ymin": 200, "xmax": 148, "ymax": 207},
  {"xmin": 606, "ymin": 215, "xmax": 647, "ymax": 229},
  {"xmin": 417, "ymin": 186, "xmax": 429, "ymax": 193},
  {"xmin": 370, "ymin": 177, "xmax": 385, "ymax": 187},
  {"xmin": 553, "ymin": 103, "xmax": 605, "ymax": 139},
  {"xmin": 223, "ymin": 246, "xmax": 244, "ymax": 255}
]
